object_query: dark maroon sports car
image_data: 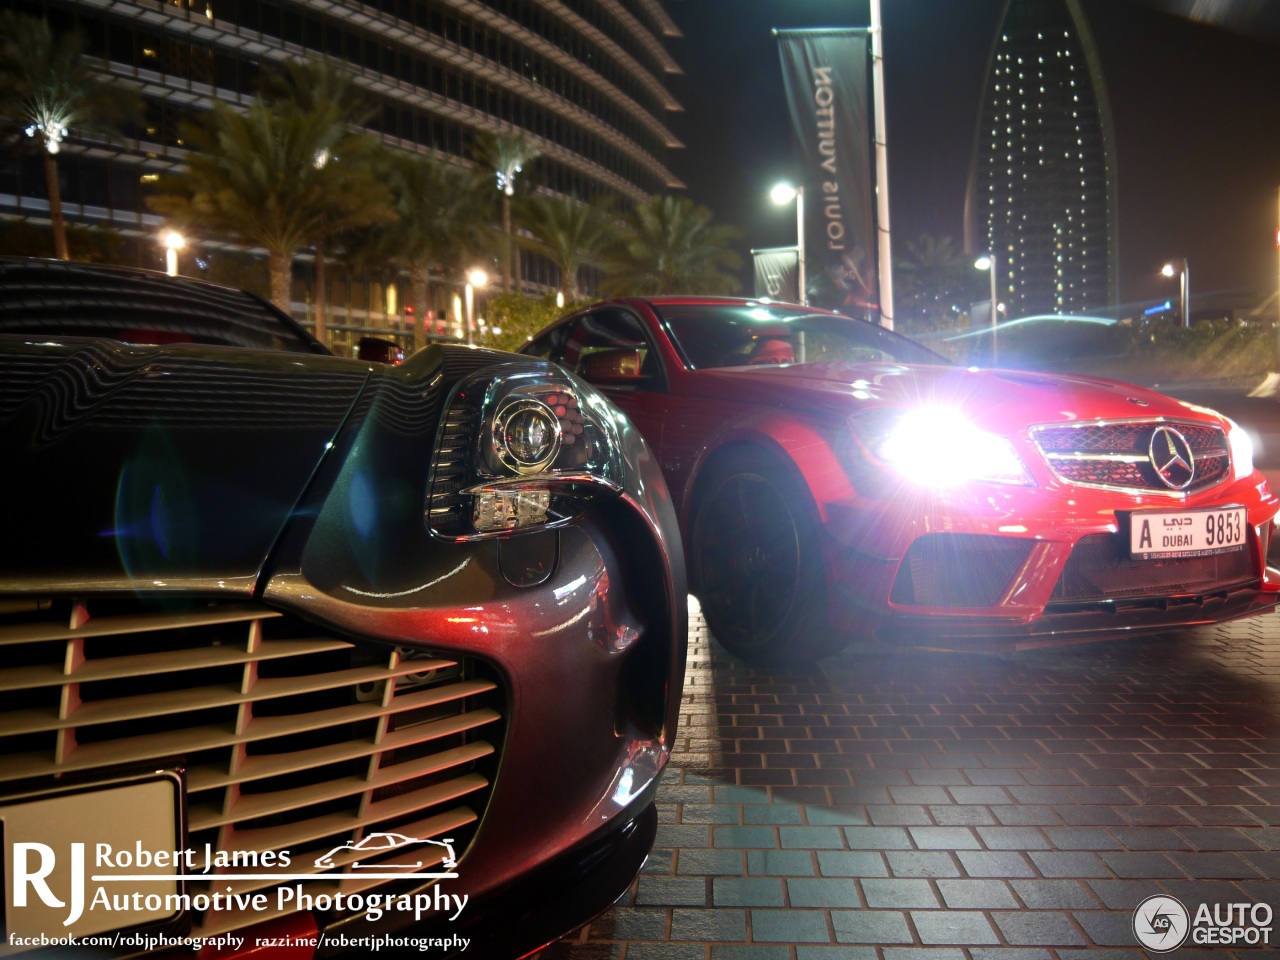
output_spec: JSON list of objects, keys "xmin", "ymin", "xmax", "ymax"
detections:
[
  {"xmin": 0, "ymin": 259, "xmax": 686, "ymax": 959},
  {"xmin": 524, "ymin": 297, "xmax": 1280, "ymax": 664}
]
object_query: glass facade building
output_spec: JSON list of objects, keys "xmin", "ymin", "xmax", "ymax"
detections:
[
  {"xmin": 965, "ymin": 0, "xmax": 1118, "ymax": 319},
  {"xmin": 0, "ymin": 0, "xmax": 684, "ymax": 337}
]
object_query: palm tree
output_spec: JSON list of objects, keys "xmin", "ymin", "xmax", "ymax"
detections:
[
  {"xmin": 895, "ymin": 234, "xmax": 982, "ymax": 332},
  {"xmin": 257, "ymin": 60, "xmax": 390, "ymax": 343},
  {"xmin": 472, "ymin": 131, "xmax": 541, "ymax": 294},
  {"xmin": 602, "ymin": 195, "xmax": 742, "ymax": 296},
  {"xmin": 148, "ymin": 94, "xmax": 390, "ymax": 324},
  {"xmin": 517, "ymin": 194, "xmax": 616, "ymax": 302},
  {"xmin": 354, "ymin": 152, "xmax": 489, "ymax": 353},
  {"xmin": 0, "ymin": 11, "xmax": 139, "ymax": 260}
]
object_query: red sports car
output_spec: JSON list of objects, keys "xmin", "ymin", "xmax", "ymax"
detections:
[{"xmin": 524, "ymin": 297, "xmax": 1280, "ymax": 663}]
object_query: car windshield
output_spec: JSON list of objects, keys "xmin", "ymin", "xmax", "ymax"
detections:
[
  {"xmin": 0, "ymin": 259, "xmax": 322, "ymax": 354},
  {"xmin": 654, "ymin": 303, "xmax": 949, "ymax": 370}
]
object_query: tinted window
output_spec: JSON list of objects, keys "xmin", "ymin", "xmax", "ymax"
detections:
[
  {"xmin": 0, "ymin": 260, "xmax": 323, "ymax": 354},
  {"xmin": 654, "ymin": 304, "xmax": 948, "ymax": 370}
]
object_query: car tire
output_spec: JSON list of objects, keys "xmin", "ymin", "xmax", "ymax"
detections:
[{"xmin": 690, "ymin": 450, "xmax": 845, "ymax": 664}]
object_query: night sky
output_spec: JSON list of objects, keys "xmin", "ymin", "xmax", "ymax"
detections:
[{"xmin": 663, "ymin": 0, "xmax": 1280, "ymax": 315}]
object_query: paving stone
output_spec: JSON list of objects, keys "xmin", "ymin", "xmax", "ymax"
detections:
[
  {"xmin": 747, "ymin": 911, "xmax": 829, "ymax": 947},
  {"xmin": 669, "ymin": 909, "xmax": 747, "ymax": 942},
  {"xmin": 678, "ymin": 849, "xmax": 746, "ymax": 875},
  {"xmin": 780, "ymin": 826, "xmax": 847, "ymax": 849},
  {"xmin": 816, "ymin": 851, "xmax": 889, "ymax": 877},
  {"xmin": 885, "ymin": 851, "xmax": 962, "ymax": 878},
  {"xmin": 936, "ymin": 878, "xmax": 1020, "ymax": 909},
  {"xmin": 1027, "ymin": 851, "xmax": 1111, "ymax": 878},
  {"xmin": 745, "ymin": 849, "xmax": 815, "ymax": 876},
  {"xmin": 1072, "ymin": 911, "xmax": 1139, "ymax": 948},
  {"xmin": 909, "ymin": 826, "xmax": 982, "ymax": 850},
  {"xmin": 1085, "ymin": 879, "xmax": 1157, "ymax": 910},
  {"xmin": 831, "ymin": 910, "xmax": 914, "ymax": 944},
  {"xmin": 843, "ymin": 826, "xmax": 913, "ymax": 849},
  {"xmin": 991, "ymin": 911, "xmax": 1087, "ymax": 946},
  {"xmin": 976, "ymin": 826, "xmax": 1053, "ymax": 850},
  {"xmin": 1010, "ymin": 879, "xmax": 1099, "ymax": 909},
  {"xmin": 862, "ymin": 878, "xmax": 942, "ymax": 909},
  {"xmin": 712, "ymin": 826, "xmax": 778, "ymax": 849},
  {"xmin": 911, "ymin": 911, "xmax": 1002, "ymax": 945},
  {"xmin": 712, "ymin": 877, "xmax": 785, "ymax": 907},
  {"xmin": 636, "ymin": 877, "xmax": 707, "ymax": 906},
  {"xmin": 956, "ymin": 851, "xmax": 1038, "ymax": 878},
  {"xmin": 787, "ymin": 877, "xmax": 863, "ymax": 908},
  {"xmin": 1096, "ymin": 851, "xmax": 1185, "ymax": 878},
  {"xmin": 929, "ymin": 805, "xmax": 999, "ymax": 826}
]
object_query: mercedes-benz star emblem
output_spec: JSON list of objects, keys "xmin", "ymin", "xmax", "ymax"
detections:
[{"xmin": 1148, "ymin": 426, "xmax": 1195, "ymax": 490}]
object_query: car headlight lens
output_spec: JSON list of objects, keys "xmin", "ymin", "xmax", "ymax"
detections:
[
  {"xmin": 1227, "ymin": 417, "xmax": 1255, "ymax": 480},
  {"xmin": 426, "ymin": 367, "xmax": 624, "ymax": 540},
  {"xmin": 854, "ymin": 407, "xmax": 1035, "ymax": 487}
]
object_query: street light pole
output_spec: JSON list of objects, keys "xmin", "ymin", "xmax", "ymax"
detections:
[
  {"xmin": 161, "ymin": 230, "xmax": 185, "ymax": 277},
  {"xmin": 870, "ymin": 0, "xmax": 894, "ymax": 330},
  {"xmin": 1162, "ymin": 259, "xmax": 1190, "ymax": 328},
  {"xmin": 770, "ymin": 183, "xmax": 806, "ymax": 306},
  {"xmin": 975, "ymin": 253, "xmax": 999, "ymax": 365}
]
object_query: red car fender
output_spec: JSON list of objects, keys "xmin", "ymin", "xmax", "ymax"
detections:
[{"xmin": 678, "ymin": 410, "xmax": 855, "ymax": 530}]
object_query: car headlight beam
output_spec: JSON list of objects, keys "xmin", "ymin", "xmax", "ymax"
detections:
[
  {"xmin": 1227, "ymin": 417, "xmax": 1255, "ymax": 481},
  {"xmin": 856, "ymin": 407, "xmax": 1035, "ymax": 488}
]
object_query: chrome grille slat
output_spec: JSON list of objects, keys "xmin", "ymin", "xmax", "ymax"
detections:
[
  {"xmin": 0, "ymin": 597, "xmax": 505, "ymax": 936},
  {"xmin": 1031, "ymin": 418, "xmax": 1231, "ymax": 495},
  {"xmin": 186, "ymin": 707, "xmax": 502, "ymax": 792},
  {"xmin": 189, "ymin": 743, "xmax": 494, "ymax": 830}
]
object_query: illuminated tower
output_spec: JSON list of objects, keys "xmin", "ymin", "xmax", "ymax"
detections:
[{"xmin": 965, "ymin": 0, "xmax": 1118, "ymax": 318}]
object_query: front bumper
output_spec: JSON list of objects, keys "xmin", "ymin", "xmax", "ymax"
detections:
[{"xmin": 822, "ymin": 471, "xmax": 1280, "ymax": 651}]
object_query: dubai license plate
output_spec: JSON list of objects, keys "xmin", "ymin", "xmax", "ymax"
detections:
[
  {"xmin": 1129, "ymin": 506, "xmax": 1247, "ymax": 559},
  {"xmin": 1, "ymin": 773, "xmax": 183, "ymax": 946}
]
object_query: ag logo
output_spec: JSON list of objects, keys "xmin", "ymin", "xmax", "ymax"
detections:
[{"xmin": 1134, "ymin": 894, "xmax": 1190, "ymax": 952}]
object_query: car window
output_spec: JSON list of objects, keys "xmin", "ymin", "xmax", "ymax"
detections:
[
  {"xmin": 0, "ymin": 259, "xmax": 323, "ymax": 354},
  {"xmin": 654, "ymin": 303, "xmax": 948, "ymax": 370},
  {"xmin": 559, "ymin": 309, "xmax": 663, "ymax": 386}
]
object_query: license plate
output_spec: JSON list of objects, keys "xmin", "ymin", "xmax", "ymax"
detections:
[
  {"xmin": 1129, "ymin": 506, "xmax": 1247, "ymax": 559},
  {"xmin": 1, "ymin": 773, "xmax": 183, "ymax": 948}
]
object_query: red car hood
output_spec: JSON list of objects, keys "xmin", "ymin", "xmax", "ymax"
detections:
[{"xmin": 692, "ymin": 362, "xmax": 1230, "ymax": 431}]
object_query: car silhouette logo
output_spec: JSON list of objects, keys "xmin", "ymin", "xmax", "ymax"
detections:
[{"xmin": 313, "ymin": 833, "xmax": 458, "ymax": 870}]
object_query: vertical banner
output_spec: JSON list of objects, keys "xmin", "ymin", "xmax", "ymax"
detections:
[
  {"xmin": 752, "ymin": 247, "xmax": 800, "ymax": 303},
  {"xmin": 776, "ymin": 28, "xmax": 875, "ymax": 315}
]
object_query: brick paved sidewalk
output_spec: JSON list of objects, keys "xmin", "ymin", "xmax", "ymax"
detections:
[{"xmin": 546, "ymin": 600, "xmax": 1280, "ymax": 959}]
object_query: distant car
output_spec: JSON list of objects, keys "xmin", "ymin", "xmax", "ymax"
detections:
[
  {"xmin": 0, "ymin": 259, "xmax": 686, "ymax": 958},
  {"xmin": 523, "ymin": 297, "xmax": 1279, "ymax": 664}
]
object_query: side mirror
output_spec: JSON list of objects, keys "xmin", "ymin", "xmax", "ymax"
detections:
[
  {"xmin": 356, "ymin": 336, "xmax": 404, "ymax": 365},
  {"xmin": 580, "ymin": 347, "xmax": 648, "ymax": 385}
]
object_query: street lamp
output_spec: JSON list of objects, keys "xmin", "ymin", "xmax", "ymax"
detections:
[
  {"xmin": 1161, "ymin": 259, "xmax": 1190, "ymax": 328},
  {"xmin": 464, "ymin": 269, "xmax": 488, "ymax": 346},
  {"xmin": 770, "ymin": 182, "xmax": 805, "ymax": 306},
  {"xmin": 161, "ymin": 230, "xmax": 185, "ymax": 277},
  {"xmin": 974, "ymin": 253, "xmax": 1001, "ymax": 364}
]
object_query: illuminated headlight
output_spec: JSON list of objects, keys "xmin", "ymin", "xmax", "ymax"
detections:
[
  {"xmin": 427, "ymin": 367, "xmax": 624, "ymax": 539},
  {"xmin": 854, "ymin": 407, "xmax": 1035, "ymax": 487},
  {"xmin": 1227, "ymin": 417, "xmax": 1255, "ymax": 480}
]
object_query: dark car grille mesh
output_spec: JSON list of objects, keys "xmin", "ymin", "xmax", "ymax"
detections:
[
  {"xmin": 891, "ymin": 534, "xmax": 1035, "ymax": 607},
  {"xmin": 1032, "ymin": 420, "xmax": 1230, "ymax": 494},
  {"xmin": 0, "ymin": 597, "xmax": 504, "ymax": 936},
  {"xmin": 1050, "ymin": 533, "xmax": 1256, "ymax": 602}
]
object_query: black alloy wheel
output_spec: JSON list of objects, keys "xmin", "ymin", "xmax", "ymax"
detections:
[{"xmin": 690, "ymin": 452, "xmax": 843, "ymax": 664}]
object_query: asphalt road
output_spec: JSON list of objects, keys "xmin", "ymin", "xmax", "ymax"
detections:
[{"xmin": 547, "ymin": 599, "xmax": 1280, "ymax": 958}]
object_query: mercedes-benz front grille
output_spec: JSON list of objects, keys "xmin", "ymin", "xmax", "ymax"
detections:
[
  {"xmin": 1031, "ymin": 419, "xmax": 1230, "ymax": 495},
  {"xmin": 0, "ymin": 597, "xmax": 504, "ymax": 936}
]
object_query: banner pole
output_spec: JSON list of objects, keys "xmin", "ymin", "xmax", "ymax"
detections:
[{"xmin": 870, "ymin": 0, "xmax": 894, "ymax": 329}]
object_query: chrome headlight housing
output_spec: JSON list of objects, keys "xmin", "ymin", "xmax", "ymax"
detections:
[
  {"xmin": 852, "ymin": 406, "xmax": 1035, "ymax": 487},
  {"xmin": 426, "ymin": 366, "xmax": 625, "ymax": 540}
]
